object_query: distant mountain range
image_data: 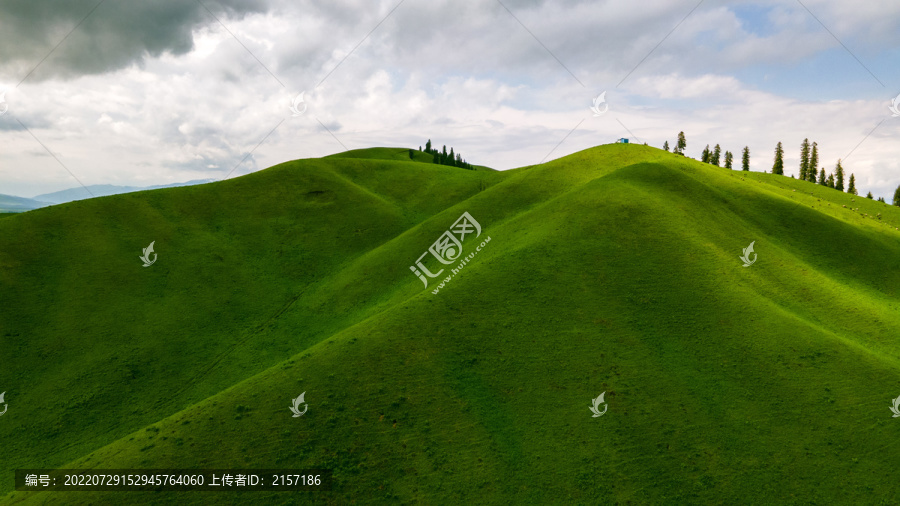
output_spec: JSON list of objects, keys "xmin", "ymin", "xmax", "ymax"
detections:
[
  {"xmin": 0, "ymin": 194, "xmax": 55, "ymax": 212},
  {"xmin": 0, "ymin": 179, "xmax": 215, "ymax": 212}
]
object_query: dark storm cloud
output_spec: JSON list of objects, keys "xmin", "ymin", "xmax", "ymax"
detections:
[{"xmin": 0, "ymin": 0, "xmax": 269, "ymax": 83}]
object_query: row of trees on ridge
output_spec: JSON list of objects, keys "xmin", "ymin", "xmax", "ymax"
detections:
[
  {"xmin": 662, "ymin": 132, "xmax": 898, "ymax": 203},
  {"xmin": 663, "ymin": 132, "xmax": 751, "ymax": 171},
  {"xmin": 772, "ymin": 139, "xmax": 860, "ymax": 196}
]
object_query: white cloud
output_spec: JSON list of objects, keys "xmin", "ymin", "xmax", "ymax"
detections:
[{"xmin": 1, "ymin": 0, "xmax": 899, "ymax": 199}]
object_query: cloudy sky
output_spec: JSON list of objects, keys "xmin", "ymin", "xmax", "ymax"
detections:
[{"xmin": 1, "ymin": 0, "xmax": 899, "ymax": 199}]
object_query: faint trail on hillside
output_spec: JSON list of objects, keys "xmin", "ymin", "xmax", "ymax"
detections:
[{"xmin": 162, "ymin": 288, "xmax": 307, "ymax": 408}]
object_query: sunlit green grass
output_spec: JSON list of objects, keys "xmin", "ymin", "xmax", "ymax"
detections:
[{"xmin": 2, "ymin": 145, "xmax": 900, "ymax": 504}]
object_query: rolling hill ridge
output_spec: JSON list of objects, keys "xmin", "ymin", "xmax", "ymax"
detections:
[{"xmin": 2, "ymin": 144, "xmax": 899, "ymax": 504}]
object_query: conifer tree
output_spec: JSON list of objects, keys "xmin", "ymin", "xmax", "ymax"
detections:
[
  {"xmin": 701, "ymin": 145, "xmax": 710, "ymax": 163},
  {"xmin": 724, "ymin": 151, "xmax": 733, "ymax": 169},
  {"xmin": 878, "ymin": 197, "xmax": 886, "ymax": 203},
  {"xmin": 742, "ymin": 146, "xmax": 750, "ymax": 171},
  {"xmin": 799, "ymin": 138, "xmax": 810, "ymax": 181},
  {"xmin": 818, "ymin": 168, "xmax": 826, "ymax": 185},
  {"xmin": 894, "ymin": 185, "xmax": 900, "ymax": 206},
  {"xmin": 866, "ymin": 191, "xmax": 873, "ymax": 199},
  {"xmin": 663, "ymin": 141, "xmax": 669, "ymax": 151},
  {"xmin": 847, "ymin": 173, "xmax": 857, "ymax": 195},
  {"xmin": 425, "ymin": 139, "xmax": 432, "ymax": 153},
  {"xmin": 826, "ymin": 173, "xmax": 835, "ymax": 188},
  {"xmin": 834, "ymin": 159, "xmax": 844, "ymax": 191},
  {"xmin": 712, "ymin": 144, "xmax": 721, "ymax": 166},
  {"xmin": 676, "ymin": 132, "xmax": 686, "ymax": 154},
  {"xmin": 808, "ymin": 142, "xmax": 818, "ymax": 182},
  {"xmin": 772, "ymin": 142, "xmax": 784, "ymax": 175}
]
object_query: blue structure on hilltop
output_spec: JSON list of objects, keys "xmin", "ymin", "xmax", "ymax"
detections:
[{"xmin": 616, "ymin": 138, "xmax": 629, "ymax": 144}]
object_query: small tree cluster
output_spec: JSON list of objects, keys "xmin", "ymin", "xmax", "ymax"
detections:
[
  {"xmin": 423, "ymin": 139, "xmax": 474, "ymax": 170},
  {"xmin": 672, "ymin": 132, "xmax": 686, "ymax": 155},
  {"xmin": 699, "ymin": 143, "xmax": 728, "ymax": 167},
  {"xmin": 769, "ymin": 139, "xmax": 865, "ymax": 196},
  {"xmin": 812, "ymin": 158, "xmax": 855, "ymax": 195}
]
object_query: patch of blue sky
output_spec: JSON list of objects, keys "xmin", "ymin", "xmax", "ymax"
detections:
[
  {"xmin": 732, "ymin": 46, "xmax": 895, "ymax": 102},
  {"xmin": 731, "ymin": 4, "xmax": 780, "ymax": 38}
]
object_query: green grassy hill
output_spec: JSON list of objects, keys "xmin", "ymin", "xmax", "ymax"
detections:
[{"xmin": 2, "ymin": 144, "xmax": 900, "ymax": 504}]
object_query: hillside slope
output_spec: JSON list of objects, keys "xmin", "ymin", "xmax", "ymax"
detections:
[{"xmin": 2, "ymin": 144, "xmax": 900, "ymax": 504}]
